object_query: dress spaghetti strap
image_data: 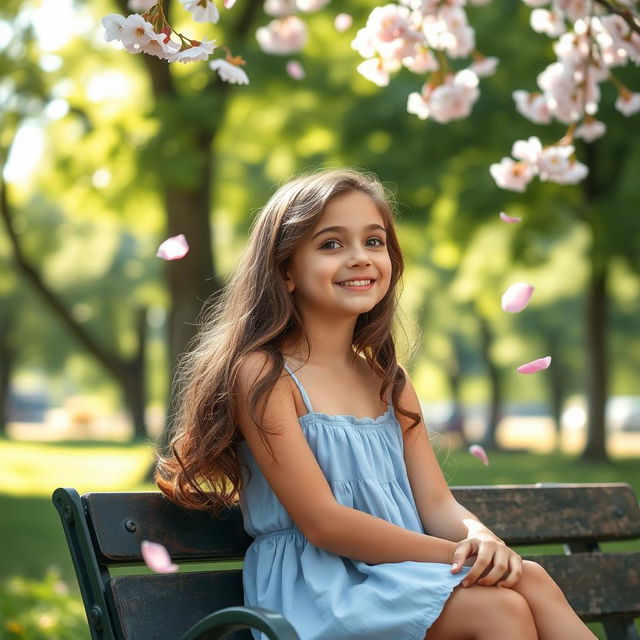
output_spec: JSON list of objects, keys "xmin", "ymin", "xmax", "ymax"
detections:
[{"xmin": 283, "ymin": 361, "xmax": 314, "ymax": 414}]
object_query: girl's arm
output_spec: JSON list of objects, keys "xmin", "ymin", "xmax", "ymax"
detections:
[
  {"xmin": 397, "ymin": 368, "xmax": 523, "ymax": 587},
  {"xmin": 235, "ymin": 352, "xmax": 458, "ymax": 566}
]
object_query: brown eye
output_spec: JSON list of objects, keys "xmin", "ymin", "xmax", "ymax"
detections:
[
  {"xmin": 320, "ymin": 239, "xmax": 341, "ymax": 250},
  {"xmin": 367, "ymin": 237, "xmax": 385, "ymax": 247}
]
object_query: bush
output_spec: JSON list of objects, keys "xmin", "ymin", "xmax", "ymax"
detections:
[{"xmin": 0, "ymin": 569, "xmax": 86, "ymax": 640}]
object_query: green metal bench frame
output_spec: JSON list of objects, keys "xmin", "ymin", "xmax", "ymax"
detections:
[{"xmin": 53, "ymin": 483, "xmax": 640, "ymax": 640}]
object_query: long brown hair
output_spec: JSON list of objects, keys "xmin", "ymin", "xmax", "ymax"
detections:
[{"xmin": 156, "ymin": 168, "xmax": 421, "ymax": 514}]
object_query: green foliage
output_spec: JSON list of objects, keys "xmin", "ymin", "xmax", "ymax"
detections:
[{"xmin": 0, "ymin": 569, "xmax": 86, "ymax": 640}]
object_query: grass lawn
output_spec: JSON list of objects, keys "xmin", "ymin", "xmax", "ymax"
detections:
[{"xmin": 1, "ymin": 437, "xmax": 639, "ymax": 638}]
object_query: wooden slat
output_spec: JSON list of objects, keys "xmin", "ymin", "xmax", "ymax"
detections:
[
  {"xmin": 531, "ymin": 552, "xmax": 640, "ymax": 621},
  {"xmin": 84, "ymin": 492, "xmax": 252, "ymax": 564},
  {"xmin": 106, "ymin": 570, "xmax": 251, "ymax": 640},
  {"xmin": 451, "ymin": 484, "xmax": 640, "ymax": 545}
]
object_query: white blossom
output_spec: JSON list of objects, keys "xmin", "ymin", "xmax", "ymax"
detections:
[
  {"xmin": 209, "ymin": 58, "xmax": 249, "ymax": 83},
  {"xmin": 180, "ymin": 0, "xmax": 220, "ymax": 24},
  {"xmin": 490, "ymin": 158, "xmax": 535, "ymax": 192},
  {"xmin": 513, "ymin": 90, "xmax": 552, "ymax": 124},
  {"xmin": 615, "ymin": 91, "xmax": 640, "ymax": 116},
  {"xmin": 169, "ymin": 39, "xmax": 215, "ymax": 63},
  {"xmin": 530, "ymin": 9, "xmax": 566, "ymax": 37},
  {"xmin": 102, "ymin": 14, "xmax": 127, "ymax": 42},
  {"xmin": 357, "ymin": 58, "xmax": 392, "ymax": 87},
  {"xmin": 575, "ymin": 118, "xmax": 606, "ymax": 142},
  {"xmin": 120, "ymin": 14, "xmax": 155, "ymax": 47},
  {"xmin": 470, "ymin": 56, "xmax": 499, "ymax": 77}
]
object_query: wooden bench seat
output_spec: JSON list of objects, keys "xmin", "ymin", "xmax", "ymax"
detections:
[{"xmin": 53, "ymin": 483, "xmax": 640, "ymax": 640}]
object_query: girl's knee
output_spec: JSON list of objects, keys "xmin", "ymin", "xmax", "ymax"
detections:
[{"xmin": 521, "ymin": 559, "xmax": 562, "ymax": 592}]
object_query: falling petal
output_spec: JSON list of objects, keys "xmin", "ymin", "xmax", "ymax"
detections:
[
  {"xmin": 141, "ymin": 540, "xmax": 179, "ymax": 573},
  {"xmin": 156, "ymin": 234, "xmax": 189, "ymax": 260},
  {"xmin": 517, "ymin": 356, "xmax": 552, "ymax": 374},
  {"xmin": 499, "ymin": 212, "xmax": 522, "ymax": 224},
  {"xmin": 286, "ymin": 59, "xmax": 305, "ymax": 80},
  {"xmin": 469, "ymin": 444, "xmax": 489, "ymax": 466},
  {"xmin": 334, "ymin": 13, "xmax": 353, "ymax": 32},
  {"xmin": 501, "ymin": 282, "xmax": 534, "ymax": 313},
  {"xmin": 223, "ymin": 0, "xmax": 236, "ymax": 6}
]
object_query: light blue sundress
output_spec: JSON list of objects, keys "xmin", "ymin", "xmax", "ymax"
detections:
[{"xmin": 238, "ymin": 362, "xmax": 470, "ymax": 640}]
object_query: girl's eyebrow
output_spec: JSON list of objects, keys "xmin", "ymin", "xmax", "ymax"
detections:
[{"xmin": 311, "ymin": 223, "xmax": 387, "ymax": 241}]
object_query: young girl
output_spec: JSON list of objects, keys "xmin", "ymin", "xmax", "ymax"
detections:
[{"xmin": 156, "ymin": 169, "xmax": 595, "ymax": 640}]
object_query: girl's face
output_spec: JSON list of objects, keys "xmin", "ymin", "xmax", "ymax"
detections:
[{"xmin": 283, "ymin": 190, "xmax": 392, "ymax": 320}]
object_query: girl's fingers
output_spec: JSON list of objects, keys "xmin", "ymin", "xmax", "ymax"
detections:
[
  {"xmin": 460, "ymin": 548, "xmax": 493, "ymax": 587},
  {"xmin": 476, "ymin": 552, "xmax": 510, "ymax": 586},
  {"xmin": 450, "ymin": 541, "xmax": 472, "ymax": 573},
  {"xmin": 496, "ymin": 553, "xmax": 523, "ymax": 588}
]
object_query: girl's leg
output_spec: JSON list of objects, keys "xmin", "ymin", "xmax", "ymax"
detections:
[
  {"xmin": 510, "ymin": 560, "xmax": 597, "ymax": 640},
  {"xmin": 426, "ymin": 583, "xmax": 537, "ymax": 640}
]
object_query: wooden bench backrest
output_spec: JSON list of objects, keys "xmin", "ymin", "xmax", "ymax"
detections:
[{"xmin": 54, "ymin": 483, "xmax": 640, "ymax": 640}]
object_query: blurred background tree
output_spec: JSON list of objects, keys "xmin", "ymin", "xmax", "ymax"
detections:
[{"xmin": 1, "ymin": 0, "xmax": 639, "ymax": 462}]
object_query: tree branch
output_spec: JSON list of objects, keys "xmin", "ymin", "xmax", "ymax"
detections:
[
  {"xmin": 0, "ymin": 172, "xmax": 130, "ymax": 381},
  {"xmin": 593, "ymin": 0, "xmax": 640, "ymax": 36}
]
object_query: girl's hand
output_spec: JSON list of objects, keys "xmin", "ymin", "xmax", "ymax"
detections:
[{"xmin": 450, "ymin": 531, "xmax": 523, "ymax": 589}]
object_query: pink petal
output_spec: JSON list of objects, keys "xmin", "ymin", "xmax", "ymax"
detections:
[
  {"xmin": 469, "ymin": 444, "xmax": 490, "ymax": 466},
  {"xmin": 334, "ymin": 13, "xmax": 353, "ymax": 32},
  {"xmin": 501, "ymin": 282, "xmax": 534, "ymax": 313},
  {"xmin": 141, "ymin": 540, "xmax": 178, "ymax": 573},
  {"xmin": 286, "ymin": 60, "xmax": 305, "ymax": 80},
  {"xmin": 517, "ymin": 356, "xmax": 552, "ymax": 374},
  {"xmin": 223, "ymin": 0, "xmax": 236, "ymax": 6},
  {"xmin": 156, "ymin": 234, "xmax": 189, "ymax": 260},
  {"xmin": 499, "ymin": 212, "xmax": 522, "ymax": 223}
]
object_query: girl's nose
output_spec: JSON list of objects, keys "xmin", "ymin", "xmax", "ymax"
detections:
[{"xmin": 347, "ymin": 246, "xmax": 371, "ymax": 268}]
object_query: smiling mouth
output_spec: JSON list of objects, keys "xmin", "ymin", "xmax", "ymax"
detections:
[{"xmin": 337, "ymin": 279, "xmax": 375, "ymax": 287}]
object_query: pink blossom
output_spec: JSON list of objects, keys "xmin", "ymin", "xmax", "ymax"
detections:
[
  {"xmin": 141, "ymin": 541, "xmax": 179, "ymax": 573},
  {"xmin": 512, "ymin": 91, "xmax": 552, "ymax": 124},
  {"xmin": 427, "ymin": 70, "xmax": 479, "ymax": 123},
  {"xmin": 403, "ymin": 48, "xmax": 439, "ymax": 73},
  {"xmin": 256, "ymin": 16, "xmax": 307, "ymax": 55},
  {"xmin": 550, "ymin": 161, "xmax": 588, "ymax": 184},
  {"xmin": 489, "ymin": 158, "xmax": 535, "ymax": 192},
  {"xmin": 499, "ymin": 212, "xmax": 522, "ymax": 224},
  {"xmin": 469, "ymin": 444, "xmax": 490, "ymax": 466},
  {"xmin": 555, "ymin": 0, "xmax": 589, "ymax": 22},
  {"xmin": 335, "ymin": 13, "xmax": 353, "ymax": 33},
  {"xmin": 470, "ymin": 56, "xmax": 499, "ymax": 77},
  {"xmin": 615, "ymin": 91, "xmax": 640, "ymax": 116},
  {"xmin": 286, "ymin": 60, "xmax": 305, "ymax": 80},
  {"xmin": 512, "ymin": 136, "xmax": 542, "ymax": 166},
  {"xmin": 156, "ymin": 234, "xmax": 190, "ymax": 260},
  {"xmin": 501, "ymin": 282, "xmax": 535, "ymax": 313},
  {"xmin": 530, "ymin": 9, "xmax": 566, "ymax": 38},
  {"xmin": 537, "ymin": 144, "xmax": 574, "ymax": 181},
  {"xmin": 517, "ymin": 356, "xmax": 552, "ymax": 374},
  {"xmin": 575, "ymin": 118, "xmax": 606, "ymax": 143},
  {"xmin": 264, "ymin": 0, "xmax": 296, "ymax": 17},
  {"xmin": 366, "ymin": 5, "xmax": 412, "ymax": 44},
  {"xmin": 223, "ymin": 0, "xmax": 236, "ymax": 7}
]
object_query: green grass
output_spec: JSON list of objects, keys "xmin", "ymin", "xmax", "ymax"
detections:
[{"xmin": 1, "ymin": 438, "xmax": 639, "ymax": 639}]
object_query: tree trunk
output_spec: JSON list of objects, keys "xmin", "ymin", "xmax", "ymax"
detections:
[
  {"xmin": 0, "ymin": 323, "xmax": 13, "ymax": 438},
  {"xmin": 477, "ymin": 315, "xmax": 503, "ymax": 450},
  {"xmin": 444, "ymin": 334, "xmax": 467, "ymax": 445},
  {"xmin": 545, "ymin": 332, "xmax": 565, "ymax": 452},
  {"xmin": 582, "ymin": 262, "xmax": 609, "ymax": 460},
  {"xmin": 580, "ymin": 142, "xmax": 609, "ymax": 461}
]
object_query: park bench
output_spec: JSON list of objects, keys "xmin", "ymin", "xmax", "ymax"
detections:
[{"xmin": 53, "ymin": 483, "xmax": 640, "ymax": 640}]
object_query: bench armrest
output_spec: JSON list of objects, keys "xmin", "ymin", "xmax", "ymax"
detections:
[{"xmin": 180, "ymin": 606, "xmax": 300, "ymax": 640}]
